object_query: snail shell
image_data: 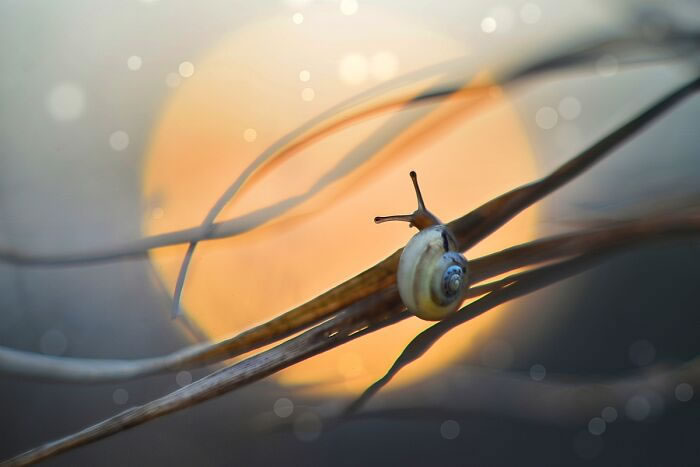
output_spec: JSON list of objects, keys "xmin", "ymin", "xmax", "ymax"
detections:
[{"xmin": 397, "ymin": 225, "xmax": 469, "ymax": 320}]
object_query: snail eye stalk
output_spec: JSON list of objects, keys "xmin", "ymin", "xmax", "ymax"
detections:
[{"xmin": 374, "ymin": 171, "xmax": 442, "ymax": 230}]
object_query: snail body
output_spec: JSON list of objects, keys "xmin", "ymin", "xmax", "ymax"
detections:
[{"xmin": 375, "ymin": 171, "xmax": 470, "ymax": 320}]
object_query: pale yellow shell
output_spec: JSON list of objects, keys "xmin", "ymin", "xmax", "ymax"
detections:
[{"xmin": 397, "ymin": 225, "xmax": 469, "ymax": 320}]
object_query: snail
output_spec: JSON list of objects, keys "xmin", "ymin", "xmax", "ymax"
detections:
[{"xmin": 375, "ymin": 171, "xmax": 470, "ymax": 321}]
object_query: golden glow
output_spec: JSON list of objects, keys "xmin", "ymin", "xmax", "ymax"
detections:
[{"xmin": 142, "ymin": 5, "xmax": 537, "ymax": 395}]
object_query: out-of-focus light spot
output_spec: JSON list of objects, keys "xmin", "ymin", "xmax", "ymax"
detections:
[
  {"xmin": 601, "ymin": 406, "xmax": 618, "ymax": 422},
  {"xmin": 481, "ymin": 17, "xmax": 497, "ymax": 33},
  {"xmin": 299, "ymin": 70, "xmax": 311, "ymax": 82},
  {"xmin": 337, "ymin": 352, "xmax": 364, "ymax": 379},
  {"xmin": 573, "ymin": 431, "xmax": 604, "ymax": 460},
  {"xmin": 369, "ymin": 51, "xmax": 399, "ymax": 81},
  {"xmin": 489, "ymin": 6, "xmax": 514, "ymax": 32},
  {"xmin": 166, "ymin": 72, "xmax": 182, "ymax": 88},
  {"xmin": 176, "ymin": 371, "xmax": 192, "ymax": 387},
  {"xmin": 558, "ymin": 96, "xmax": 581, "ymax": 120},
  {"xmin": 47, "ymin": 83, "xmax": 85, "ymax": 121},
  {"xmin": 440, "ymin": 420, "xmax": 460, "ymax": 440},
  {"xmin": 338, "ymin": 53, "xmax": 369, "ymax": 85},
  {"xmin": 178, "ymin": 61, "xmax": 195, "ymax": 78},
  {"xmin": 109, "ymin": 130, "xmax": 130, "ymax": 151},
  {"xmin": 301, "ymin": 87, "xmax": 315, "ymax": 101},
  {"xmin": 520, "ymin": 3, "xmax": 542, "ymax": 24},
  {"xmin": 39, "ymin": 329, "xmax": 67, "ymax": 356},
  {"xmin": 628, "ymin": 339, "xmax": 655, "ymax": 367},
  {"xmin": 152, "ymin": 207, "xmax": 165, "ymax": 219},
  {"xmin": 625, "ymin": 395, "xmax": 651, "ymax": 421},
  {"xmin": 292, "ymin": 12, "xmax": 304, "ymax": 24},
  {"xmin": 112, "ymin": 388, "xmax": 129, "ymax": 405},
  {"xmin": 529, "ymin": 363, "xmax": 546, "ymax": 381},
  {"xmin": 293, "ymin": 412, "xmax": 322, "ymax": 441},
  {"xmin": 340, "ymin": 0, "xmax": 358, "ymax": 16},
  {"xmin": 273, "ymin": 397, "xmax": 294, "ymax": 418},
  {"xmin": 675, "ymin": 383, "xmax": 694, "ymax": 402},
  {"xmin": 535, "ymin": 106, "xmax": 558, "ymax": 129},
  {"xmin": 480, "ymin": 339, "xmax": 514, "ymax": 369},
  {"xmin": 596, "ymin": 55, "xmax": 618, "ymax": 77},
  {"xmin": 588, "ymin": 417, "xmax": 606, "ymax": 435},
  {"xmin": 127, "ymin": 55, "xmax": 142, "ymax": 71},
  {"xmin": 243, "ymin": 128, "xmax": 258, "ymax": 142}
]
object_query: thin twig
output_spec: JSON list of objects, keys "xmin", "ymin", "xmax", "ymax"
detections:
[
  {"xmin": 345, "ymin": 355, "xmax": 700, "ymax": 425},
  {"xmin": 3, "ymin": 27, "xmax": 699, "ymax": 467},
  {"xmin": 170, "ymin": 30, "xmax": 697, "ymax": 316},
  {"xmin": 449, "ymin": 74, "xmax": 700, "ymax": 251},
  {"xmin": 341, "ymin": 248, "xmax": 639, "ymax": 416},
  {"xmin": 2, "ymin": 243, "xmax": 637, "ymax": 466},
  {"xmin": 2, "ymin": 209, "xmax": 700, "ymax": 382},
  {"xmin": 0, "ymin": 32, "xmax": 696, "ymax": 268},
  {"xmin": 0, "ymin": 288, "xmax": 407, "ymax": 467},
  {"xmin": 0, "ymin": 75, "xmax": 698, "ymax": 383}
]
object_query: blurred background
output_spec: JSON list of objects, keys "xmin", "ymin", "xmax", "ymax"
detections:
[{"xmin": 0, "ymin": 0, "xmax": 698, "ymax": 465}]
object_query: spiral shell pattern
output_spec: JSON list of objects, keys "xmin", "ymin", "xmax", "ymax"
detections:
[{"xmin": 397, "ymin": 225, "xmax": 469, "ymax": 320}]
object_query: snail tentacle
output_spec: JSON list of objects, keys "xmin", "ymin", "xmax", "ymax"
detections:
[{"xmin": 374, "ymin": 171, "xmax": 441, "ymax": 230}]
